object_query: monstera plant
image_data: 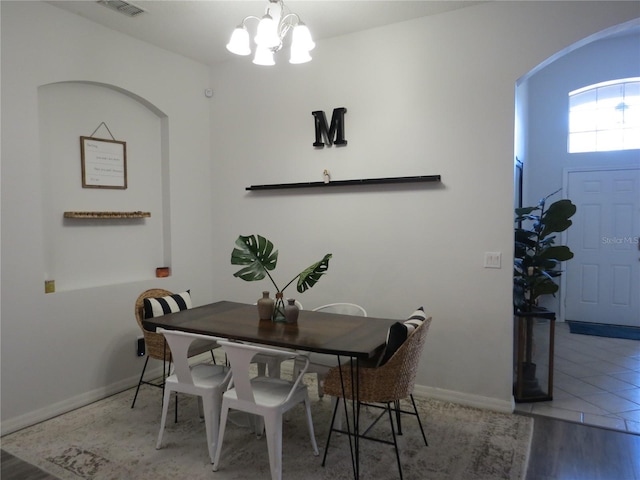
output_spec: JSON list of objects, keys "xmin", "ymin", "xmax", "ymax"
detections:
[{"xmin": 231, "ymin": 234, "xmax": 332, "ymax": 318}]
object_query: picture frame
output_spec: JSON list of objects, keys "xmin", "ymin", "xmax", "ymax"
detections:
[{"xmin": 80, "ymin": 136, "xmax": 127, "ymax": 189}]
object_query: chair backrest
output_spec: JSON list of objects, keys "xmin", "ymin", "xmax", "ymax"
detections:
[
  {"xmin": 376, "ymin": 317, "xmax": 432, "ymax": 401},
  {"xmin": 312, "ymin": 303, "xmax": 367, "ymax": 316},
  {"xmin": 217, "ymin": 340, "xmax": 308, "ymax": 405},
  {"xmin": 135, "ymin": 288, "xmax": 174, "ymax": 361},
  {"xmin": 324, "ymin": 316, "xmax": 432, "ymax": 403},
  {"xmin": 135, "ymin": 288, "xmax": 173, "ymax": 331},
  {"xmin": 158, "ymin": 328, "xmax": 226, "ymax": 385}
]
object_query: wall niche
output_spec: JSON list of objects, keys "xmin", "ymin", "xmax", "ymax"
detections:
[{"xmin": 39, "ymin": 81, "xmax": 170, "ymax": 291}]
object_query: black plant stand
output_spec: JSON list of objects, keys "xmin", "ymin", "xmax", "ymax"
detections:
[{"xmin": 514, "ymin": 307, "xmax": 556, "ymax": 402}]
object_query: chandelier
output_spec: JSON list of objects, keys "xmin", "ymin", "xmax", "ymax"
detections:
[{"xmin": 226, "ymin": 0, "xmax": 315, "ymax": 66}]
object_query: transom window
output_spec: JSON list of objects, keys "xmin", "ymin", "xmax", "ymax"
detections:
[{"xmin": 568, "ymin": 77, "xmax": 640, "ymax": 153}]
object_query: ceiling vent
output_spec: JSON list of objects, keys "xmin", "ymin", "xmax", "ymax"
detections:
[{"xmin": 97, "ymin": 0, "xmax": 146, "ymax": 18}]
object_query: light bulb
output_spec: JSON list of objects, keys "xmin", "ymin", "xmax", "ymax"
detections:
[
  {"xmin": 289, "ymin": 47, "xmax": 312, "ymax": 64},
  {"xmin": 291, "ymin": 23, "xmax": 315, "ymax": 52},
  {"xmin": 226, "ymin": 27, "xmax": 251, "ymax": 56},
  {"xmin": 255, "ymin": 14, "xmax": 280, "ymax": 49},
  {"xmin": 253, "ymin": 47, "xmax": 275, "ymax": 66}
]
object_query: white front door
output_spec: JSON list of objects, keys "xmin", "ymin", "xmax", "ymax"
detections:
[{"xmin": 564, "ymin": 167, "xmax": 640, "ymax": 327}]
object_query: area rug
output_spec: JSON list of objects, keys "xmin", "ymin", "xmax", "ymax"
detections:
[{"xmin": 1, "ymin": 375, "xmax": 533, "ymax": 480}]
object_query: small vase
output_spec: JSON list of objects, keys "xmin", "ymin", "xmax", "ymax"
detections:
[
  {"xmin": 257, "ymin": 291, "xmax": 274, "ymax": 320},
  {"xmin": 284, "ymin": 298, "xmax": 300, "ymax": 324},
  {"xmin": 273, "ymin": 292, "xmax": 286, "ymax": 322}
]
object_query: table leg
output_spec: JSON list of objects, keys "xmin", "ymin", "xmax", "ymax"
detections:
[
  {"xmin": 336, "ymin": 356, "xmax": 356, "ymax": 478},
  {"xmin": 350, "ymin": 357, "xmax": 360, "ymax": 479},
  {"xmin": 321, "ymin": 355, "xmax": 362, "ymax": 480}
]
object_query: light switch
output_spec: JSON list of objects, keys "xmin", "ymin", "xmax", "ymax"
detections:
[{"xmin": 484, "ymin": 252, "xmax": 502, "ymax": 269}]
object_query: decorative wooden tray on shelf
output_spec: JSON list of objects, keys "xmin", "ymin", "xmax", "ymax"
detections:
[{"xmin": 63, "ymin": 211, "xmax": 151, "ymax": 219}]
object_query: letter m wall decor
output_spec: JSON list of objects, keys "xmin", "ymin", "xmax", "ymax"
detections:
[{"xmin": 312, "ymin": 107, "xmax": 347, "ymax": 147}]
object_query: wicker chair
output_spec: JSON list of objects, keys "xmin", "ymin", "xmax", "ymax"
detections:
[
  {"xmin": 321, "ymin": 316, "xmax": 432, "ymax": 480},
  {"xmin": 131, "ymin": 288, "xmax": 218, "ymax": 410}
]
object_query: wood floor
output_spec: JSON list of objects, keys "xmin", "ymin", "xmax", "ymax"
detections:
[
  {"xmin": 1, "ymin": 449, "xmax": 57, "ymax": 480},
  {"xmin": 2, "ymin": 413, "xmax": 639, "ymax": 479},
  {"xmin": 525, "ymin": 414, "xmax": 640, "ymax": 480}
]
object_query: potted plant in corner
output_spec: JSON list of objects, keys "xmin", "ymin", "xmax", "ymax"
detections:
[
  {"xmin": 231, "ymin": 234, "xmax": 332, "ymax": 321},
  {"xmin": 513, "ymin": 189, "xmax": 576, "ymax": 400}
]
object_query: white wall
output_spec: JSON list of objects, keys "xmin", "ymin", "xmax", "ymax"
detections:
[
  {"xmin": 208, "ymin": 1, "xmax": 640, "ymax": 410},
  {"xmin": 1, "ymin": 1, "xmax": 214, "ymax": 433},
  {"xmin": 2, "ymin": 0, "xmax": 638, "ymax": 434}
]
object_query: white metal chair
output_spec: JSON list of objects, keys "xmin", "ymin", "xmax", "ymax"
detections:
[
  {"xmin": 212, "ymin": 339, "xmax": 319, "ymax": 480},
  {"xmin": 131, "ymin": 289, "xmax": 219, "ymax": 411},
  {"xmin": 254, "ymin": 300, "xmax": 304, "ymax": 378},
  {"xmin": 293, "ymin": 303, "xmax": 367, "ymax": 398},
  {"xmin": 155, "ymin": 329, "xmax": 231, "ymax": 463},
  {"xmin": 313, "ymin": 303, "xmax": 367, "ymax": 316}
]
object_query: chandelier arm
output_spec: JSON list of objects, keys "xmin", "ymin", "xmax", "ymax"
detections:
[
  {"xmin": 279, "ymin": 12, "xmax": 300, "ymax": 33},
  {"xmin": 241, "ymin": 15, "xmax": 262, "ymax": 28}
]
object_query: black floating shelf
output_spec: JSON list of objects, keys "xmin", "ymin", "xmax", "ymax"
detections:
[{"xmin": 246, "ymin": 175, "xmax": 441, "ymax": 191}]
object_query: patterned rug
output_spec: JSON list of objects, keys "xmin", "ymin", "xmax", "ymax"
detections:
[{"xmin": 1, "ymin": 374, "xmax": 532, "ymax": 480}]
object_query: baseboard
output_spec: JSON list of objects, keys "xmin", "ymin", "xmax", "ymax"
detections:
[
  {"xmin": 1, "ymin": 366, "xmax": 163, "ymax": 436},
  {"xmin": 413, "ymin": 384, "xmax": 515, "ymax": 414},
  {"xmin": 1, "ymin": 352, "xmax": 221, "ymax": 437},
  {"xmin": 3, "ymin": 362, "xmax": 515, "ymax": 436}
]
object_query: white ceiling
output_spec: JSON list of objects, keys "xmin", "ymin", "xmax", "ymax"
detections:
[{"xmin": 47, "ymin": 1, "xmax": 484, "ymax": 66}]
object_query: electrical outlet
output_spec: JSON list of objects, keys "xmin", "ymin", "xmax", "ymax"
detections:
[
  {"xmin": 136, "ymin": 337, "xmax": 145, "ymax": 357},
  {"xmin": 484, "ymin": 252, "xmax": 502, "ymax": 269}
]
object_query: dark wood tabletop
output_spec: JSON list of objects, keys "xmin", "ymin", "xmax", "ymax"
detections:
[{"xmin": 143, "ymin": 301, "xmax": 397, "ymax": 359}]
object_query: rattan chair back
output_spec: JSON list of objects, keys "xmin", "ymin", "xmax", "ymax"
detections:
[
  {"xmin": 135, "ymin": 288, "xmax": 174, "ymax": 362},
  {"xmin": 323, "ymin": 317, "xmax": 432, "ymax": 403}
]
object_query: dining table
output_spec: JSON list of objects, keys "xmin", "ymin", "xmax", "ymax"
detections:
[{"xmin": 142, "ymin": 300, "xmax": 398, "ymax": 480}]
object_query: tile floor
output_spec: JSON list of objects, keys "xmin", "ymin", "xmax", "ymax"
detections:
[{"xmin": 515, "ymin": 321, "xmax": 640, "ymax": 434}]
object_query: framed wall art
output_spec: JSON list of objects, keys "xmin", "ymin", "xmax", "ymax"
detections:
[{"xmin": 80, "ymin": 136, "xmax": 127, "ymax": 189}]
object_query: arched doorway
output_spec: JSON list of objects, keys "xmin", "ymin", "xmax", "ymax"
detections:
[{"xmin": 513, "ymin": 20, "xmax": 640, "ymax": 434}]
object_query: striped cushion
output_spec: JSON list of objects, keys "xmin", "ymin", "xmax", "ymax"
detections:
[
  {"xmin": 403, "ymin": 307, "xmax": 427, "ymax": 335},
  {"xmin": 143, "ymin": 291, "xmax": 192, "ymax": 319},
  {"xmin": 377, "ymin": 307, "xmax": 426, "ymax": 366}
]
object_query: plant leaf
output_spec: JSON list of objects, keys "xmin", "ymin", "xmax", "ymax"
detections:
[
  {"xmin": 230, "ymin": 234, "xmax": 279, "ymax": 283},
  {"xmin": 533, "ymin": 280, "xmax": 559, "ymax": 298},
  {"xmin": 540, "ymin": 199, "xmax": 577, "ymax": 238},
  {"xmin": 539, "ymin": 245, "xmax": 574, "ymax": 262},
  {"xmin": 296, "ymin": 254, "xmax": 332, "ymax": 293}
]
